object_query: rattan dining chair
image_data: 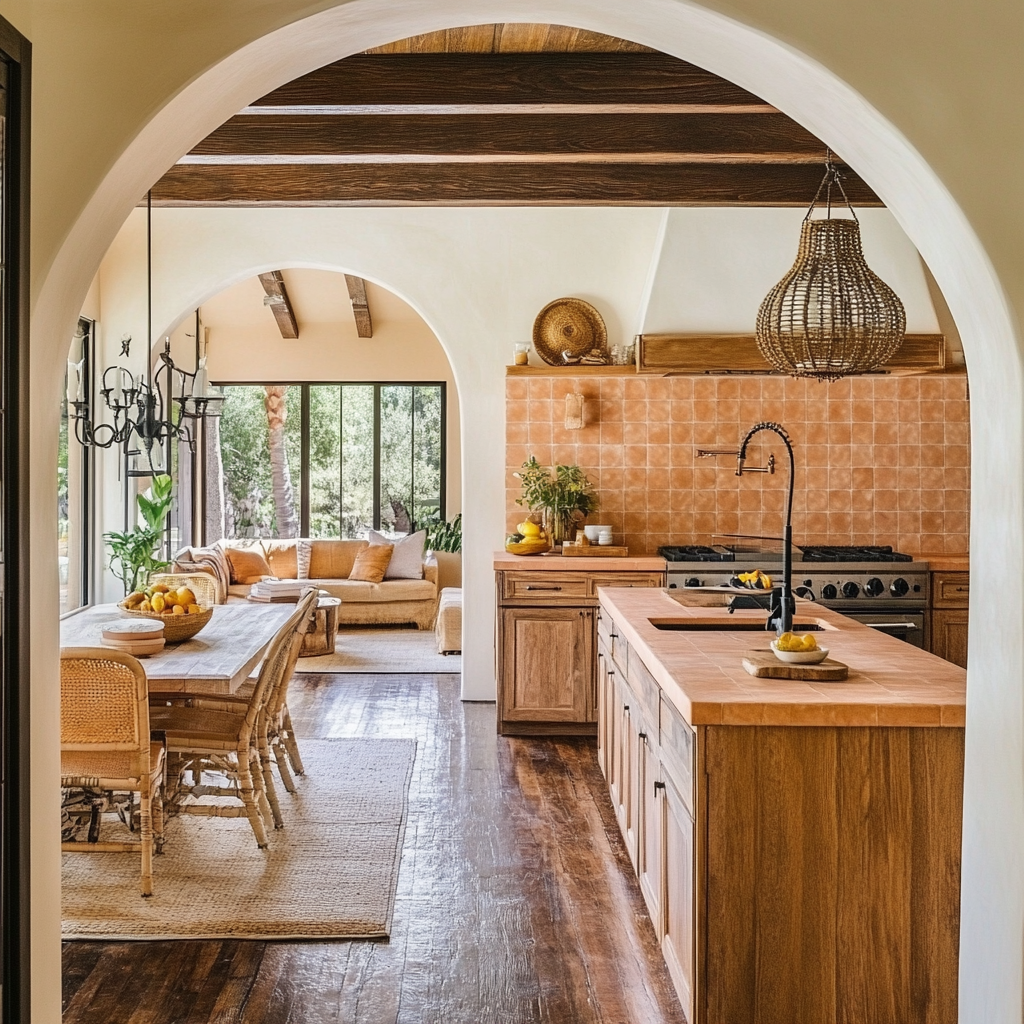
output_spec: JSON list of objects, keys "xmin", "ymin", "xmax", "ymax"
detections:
[
  {"xmin": 149, "ymin": 597, "xmax": 312, "ymax": 847},
  {"xmin": 60, "ymin": 647, "xmax": 166, "ymax": 897}
]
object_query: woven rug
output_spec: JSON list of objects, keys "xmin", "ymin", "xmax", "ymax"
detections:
[
  {"xmin": 295, "ymin": 627, "xmax": 461, "ymax": 674},
  {"xmin": 62, "ymin": 738, "xmax": 416, "ymax": 940}
]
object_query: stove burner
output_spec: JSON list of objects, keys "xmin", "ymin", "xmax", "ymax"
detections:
[
  {"xmin": 658, "ymin": 545, "xmax": 736, "ymax": 563},
  {"xmin": 798, "ymin": 545, "xmax": 912, "ymax": 563}
]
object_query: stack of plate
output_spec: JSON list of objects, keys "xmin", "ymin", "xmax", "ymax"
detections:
[{"xmin": 101, "ymin": 619, "xmax": 166, "ymax": 657}]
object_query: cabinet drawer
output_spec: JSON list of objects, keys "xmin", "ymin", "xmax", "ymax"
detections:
[
  {"xmin": 626, "ymin": 647, "xmax": 662, "ymax": 733},
  {"xmin": 932, "ymin": 571, "xmax": 969, "ymax": 608},
  {"xmin": 598, "ymin": 612, "xmax": 630, "ymax": 676},
  {"xmin": 660, "ymin": 696, "xmax": 695, "ymax": 815},
  {"xmin": 503, "ymin": 573, "xmax": 590, "ymax": 601},
  {"xmin": 587, "ymin": 572, "xmax": 665, "ymax": 596}
]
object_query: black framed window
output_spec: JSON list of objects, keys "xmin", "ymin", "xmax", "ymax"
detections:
[
  {"xmin": 59, "ymin": 317, "xmax": 93, "ymax": 613},
  {"xmin": 208, "ymin": 382, "xmax": 446, "ymax": 540}
]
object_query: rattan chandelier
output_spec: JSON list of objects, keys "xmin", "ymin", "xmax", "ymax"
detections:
[{"xmin": 756, "ymin": 154, "xmax": 906, "ymax": 382}]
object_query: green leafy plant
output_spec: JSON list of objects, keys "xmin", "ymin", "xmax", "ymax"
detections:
[
  {"xmin": 515, "ymin": 457, "xmax": 598, "ymax": 542},
  {"xmin": 104, "ymin": 474, "xmax": 173, "ymax": 595},
  {"xmin": 424, "ymin": 512, "xmax": 462, "ymax": 553}
]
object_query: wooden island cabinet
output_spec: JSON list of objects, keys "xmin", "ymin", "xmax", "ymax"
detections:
[
  {"xmin": 493, "ymin": 553, "xmax": 665, "ymax": 735},
  {"xmin": 598, "ymin": 587, "xmax": 967, "ymax": 1024},
  {"xmin": 929, "ymin": 566, "xmax": 970, "ymax": 668}
]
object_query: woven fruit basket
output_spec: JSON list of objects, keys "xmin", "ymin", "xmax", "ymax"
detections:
[{"xmin": 117, "ymin": 603, "xmax": 213, "ymax": 643}]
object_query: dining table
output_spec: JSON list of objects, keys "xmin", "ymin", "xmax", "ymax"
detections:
[{"xmin": 60, "ymin": 602, "xmax": 297, "ymax": 695}]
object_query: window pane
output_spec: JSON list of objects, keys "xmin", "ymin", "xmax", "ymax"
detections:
[
  {"xmin": 413, "ymin": 385, "xmax": 443, "ymax": 528},
  {"xmin": 309, "ymin": 385, "xmax": 341, "ymax": 537},
  {"xmin": 340, "ymin": 385, "xmax": 374, "ymax": 537},
  {"xmin": 216, "ymin": 384, "xmax": 301, "ymax": 538},
  {"xmin": 379, "ymin": 385, "xmax": 413, "ymax": 533}
]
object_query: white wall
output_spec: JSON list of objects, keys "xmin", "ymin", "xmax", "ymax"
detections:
[{"xmin": 90, "ymin": 203, "xmax": 938, "ymax": 705}]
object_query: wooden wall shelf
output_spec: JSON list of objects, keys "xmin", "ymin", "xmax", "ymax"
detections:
[{"xmin": 506, "ymin": 365, "xmax": 637, "ymax": 376}]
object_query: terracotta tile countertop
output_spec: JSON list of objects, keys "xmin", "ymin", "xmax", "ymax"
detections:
[
  {"xmin": 600, "ymin": 588, "xmax": 966, "ymax": 730},
  {"xmin": 918, "ymin": 553, "xmax": 970, "ymax": 572},
  {"xmin": 493, "ymin": 551, "xmax": 667, "ymax": 572}
]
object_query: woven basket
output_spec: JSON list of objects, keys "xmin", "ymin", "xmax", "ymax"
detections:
[
  {"xmin": 117, "ymin": 603, "xmax": 213, "ymax": 643},
  {"xmin": 120, "ymin": 573, "xmax": 217, "ymax": 643}
]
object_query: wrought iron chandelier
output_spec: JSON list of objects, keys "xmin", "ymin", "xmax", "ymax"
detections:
[
  {"xmin": 756, "ymin": 153, "xmax": 906, "ymax": 382},
  {"xmin": 67, "ymin": 192, "xmax": 223, "ymax": 473}
]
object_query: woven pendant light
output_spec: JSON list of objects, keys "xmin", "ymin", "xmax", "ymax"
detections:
[{"xmin": 756, "ymin": 155, "xmax": 906, "ymax": 382}]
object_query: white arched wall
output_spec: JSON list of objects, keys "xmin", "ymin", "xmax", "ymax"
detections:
[{"xmin": 28, "ymin": 3, "xmax": 1022, "ymax": 1023}]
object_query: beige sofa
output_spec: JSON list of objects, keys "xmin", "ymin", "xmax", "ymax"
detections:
[{"xmin": 174, "ymin": 538, "xmax": 439, "ymax": 630}]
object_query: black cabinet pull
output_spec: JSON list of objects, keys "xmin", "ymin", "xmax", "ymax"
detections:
[
  {"xmin": 609, "ymin": 632, "xmax": 618, "ymax": 638},
  {"xmin": 526, "ymin": 584, "xmax": 562, "ymax": 591},
  {"xmin": 654, "ymin": 781, "xmax": 666, "ymax": 793},
  {"xmin": 638, "ymin": 732, "xmax": 647, "ymax": 741},
  {"xmin": 623, "ymin": 705, "xmax": 629, "ymax": 712}
]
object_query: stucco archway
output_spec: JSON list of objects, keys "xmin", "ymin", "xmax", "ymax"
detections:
[{"xmin": 34, "ymin": 4, "xmax": 1021, "ymax": 1023}]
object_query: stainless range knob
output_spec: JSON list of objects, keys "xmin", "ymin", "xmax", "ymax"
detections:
[
  {"xmin": 821, "ymin": 583, "xmax": 837, "ymax": 600},
  {"xmin": 865, "ymin": 577, "xmax": 884, "ymax": 597},
  {"xmin": 890, "ymin": 577, "xmax": 909, "ymax": 597},
  {"xmin": 685, "ymin": 577, "xmax": 701, "ymax": 588},
  {"xmin": 842, "ymin": 581, "xmax": 860, "ymax": 598}
]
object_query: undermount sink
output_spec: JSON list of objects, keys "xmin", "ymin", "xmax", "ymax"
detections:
[{"xmin": 649, "ymin": 619, "xmax": 826, "ymax": 632}]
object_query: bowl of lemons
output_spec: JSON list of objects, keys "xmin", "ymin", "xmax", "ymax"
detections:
[
  {"xmin": 505, "ymin": 519, "xmax": 552, "ymax": 556},
  {"xmin": 771, "ymin": 631, "xmax": 829, "ymax": 664}
]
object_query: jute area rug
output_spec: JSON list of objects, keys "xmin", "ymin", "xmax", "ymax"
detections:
[
  {"xmin": 62, "ymin": 738, "xmax": 416, "ymax": 941},
  {"xmin": 295, "ymin": 627, "xmax": 462, "ymax": 674}
]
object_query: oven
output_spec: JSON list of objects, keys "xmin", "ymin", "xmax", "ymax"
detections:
[{"xmin": 840, "ymin": 611, "xmax": 926, "ymax": 648}]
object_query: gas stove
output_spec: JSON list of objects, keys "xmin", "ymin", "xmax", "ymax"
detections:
[{"xmin": 660, "ymin": 543, "xmax": 930, "ymax": 646}]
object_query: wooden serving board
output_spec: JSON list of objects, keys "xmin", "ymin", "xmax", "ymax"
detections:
[
  {"xmin": 561, "ymin": 545, "xmax": 628, "ymax": 557},
  {"xmin": 742, "ymin": 650, "xmax": 849, "ymax": 681}
]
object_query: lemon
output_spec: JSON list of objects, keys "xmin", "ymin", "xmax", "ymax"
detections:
[
  {"xmin": 776, "ymin": 631, "xmax": 796, "ymax": 651},
  {"xmin": 800, "ymin": 634, "xmax": 818, "ymax": 651},
  {"xmin": 518, "ymin": 521, "xmax": 541, "ymax": 537}
]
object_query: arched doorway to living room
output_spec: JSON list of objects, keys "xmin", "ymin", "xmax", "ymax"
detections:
[{"xmin": 35, "ymin": 5, "xmax": 1020, "ymax": 1024}]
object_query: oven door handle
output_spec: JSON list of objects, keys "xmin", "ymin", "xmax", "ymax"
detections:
[{"xmin": 865, "ymin": 622, "xmax": 920, "ymax": 631}]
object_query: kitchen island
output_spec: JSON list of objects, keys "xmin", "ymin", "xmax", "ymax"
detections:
[{"xmin": 597, "ymin": 586, "xmax": 965, "ymax": 1024}]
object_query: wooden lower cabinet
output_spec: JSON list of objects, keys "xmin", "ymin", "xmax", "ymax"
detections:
[
  {"xmin": 600, "ymin": 607, "xmax": 965, "ymax": 1024},
  {"xmin": 495, "ymin": 565, "xmax": 664, "ymax": 735},
  {"xmin": 499, "ymin": 606, "xmax": 592, "ymax": 725},
  {"xmin": 930, "ymin": 608, "xmax": 969, "ymax": 669}
]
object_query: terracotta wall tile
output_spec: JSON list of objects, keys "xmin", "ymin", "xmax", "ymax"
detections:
[{"xmin": 506, "ymin": 373, "xmax": 971, "ymax": 555}]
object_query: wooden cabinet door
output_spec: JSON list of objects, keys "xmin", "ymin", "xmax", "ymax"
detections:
[
  {"xmin": 638, "ymin": 732, "xmax": 663, "ymax": 931},
  {"xmin": 622, "ymin": 701, "xmax": 641, "ymax": 871},
  {"xmin": 931, "ymin": 608, "xmax": 969, "ymax": 668},
  {"xmin": 661, "ymin": 772, "xmax": 696, "ymax": 1023},
  {"xmin": 596, "ymin": 648, "xmax": 610, "ymax": 777},
  {"xmin": 500, "ymin": 606, "xmax": 592, "ymax": 722}
]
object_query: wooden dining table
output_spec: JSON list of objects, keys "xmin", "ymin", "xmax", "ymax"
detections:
[{"xmin": 60, "ymin": 602, "xmax": 297, "ymax": 695}]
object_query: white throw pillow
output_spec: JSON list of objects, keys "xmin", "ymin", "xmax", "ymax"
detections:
[
  {"xmin": 296, "ymin": 538, "xmax": 312, "ymax": 580},
  {"xmin": 369, "ymin": 529, "xmax": 425, "ymax": 580}
]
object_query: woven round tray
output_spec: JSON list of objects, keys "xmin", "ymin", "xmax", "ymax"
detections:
[
  {"xmin": 117, "ymin": 603, "xmax": 213, "ymax": 643},
  {"xmin": 532, "ymin": 297, "xmax": 608, "ymax": 365}
]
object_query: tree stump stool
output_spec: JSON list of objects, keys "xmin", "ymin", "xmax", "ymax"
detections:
[{"xmin": 299, "ymin": 596, "xmax": 341, "ymax": 657}]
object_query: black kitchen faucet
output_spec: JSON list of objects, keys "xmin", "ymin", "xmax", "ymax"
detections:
[{"xmin": 696, "ymin": 421, "xmax": 796, "ymax": 635}]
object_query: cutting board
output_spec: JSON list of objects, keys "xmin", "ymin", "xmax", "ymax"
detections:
[
  {"xmin": 561, "ymin": 545, "xmax": 628, "ymax": 557},
  {"xmin": 742, "ymin": 650, "xmax": 849, "ymax": 681}
]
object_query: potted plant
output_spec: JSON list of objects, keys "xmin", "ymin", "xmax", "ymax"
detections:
[
  {"xmin": 104, "ymin": 474, "xmax": 174, "ymax": 596},
  {"xmin": 514, "ymin": 456, "xmax": 598, "ymax": 545}
]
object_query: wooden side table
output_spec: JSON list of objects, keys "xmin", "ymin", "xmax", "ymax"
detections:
[{"xmin": 299, "ymin": 596, "xmax": 341, "ymax": 657}]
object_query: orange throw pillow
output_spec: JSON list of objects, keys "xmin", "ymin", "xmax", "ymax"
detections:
[
  {"xmin": 224, "ymin": 546, "xmax": 272, "ymax": 585},
  {"xmin": 348, "ymin": 544, "xmax": 393, "ymax": 584}
]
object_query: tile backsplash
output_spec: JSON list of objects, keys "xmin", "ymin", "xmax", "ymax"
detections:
[{"xmin": 506, "ymin": 374, "xmax": 970, "ymax": 556}]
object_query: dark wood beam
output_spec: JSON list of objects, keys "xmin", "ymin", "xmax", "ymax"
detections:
[
  {"xmin": 258, "ymin": 270, "xmax": 299, "ymax": 339},
  {"xmin": 151, "ymin": 162, "xmax": 881, "ymax": 207},
  {"xmin": 344, "ymin": 275, "xmax": 372, "ymax": 337},
  {"xmin": 252, "ymin": 53, "xmax": 772, "ymax": 110},
  {"xmin": 187, "ymin": 113, "xmax": 822, "ymax": 162}
]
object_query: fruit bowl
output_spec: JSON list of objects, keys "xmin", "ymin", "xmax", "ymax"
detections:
[
  {"xmin": 770, "ymin": 640, "xmax": 829, "ymax": 664},
  {"xmin": 505, "ymin": 536, "xmax": 552, "ymax": 556},
  {"xmin": 118, "ymin": 603, "xmax": 213, "ymax": 643}
]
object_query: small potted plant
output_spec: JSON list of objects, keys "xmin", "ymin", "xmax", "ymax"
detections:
[
  {"xmin": 104, "ymin": 474, "xmax": 174, "ymax": 595},
  {"xmin": 514, "ymin": 456, "xmax": 598, "ymax": 547}
]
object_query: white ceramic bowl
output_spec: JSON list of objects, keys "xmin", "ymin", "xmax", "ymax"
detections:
[
  {"xmin": 584, "ymin": 524, "xmax": 612, "ymax": 541},
  {"xmin": 770, "ymin": 640, "xmax": 829, "ymax": 664}
]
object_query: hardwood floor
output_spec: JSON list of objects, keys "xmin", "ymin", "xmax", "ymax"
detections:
[{"xmin": 62, "ymin": 673, "xmax": 686, "ymax": 1023}]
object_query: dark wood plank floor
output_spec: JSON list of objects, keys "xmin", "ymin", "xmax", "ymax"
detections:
[{"xmin": 62, "ymin": 673, "xmax": 686, "ymax": 1023}]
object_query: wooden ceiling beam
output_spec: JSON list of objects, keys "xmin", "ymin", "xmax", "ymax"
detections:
[
  {"xmin": 344, "ymin": 275, "xmax": 373, "ymax": 337},
  {"xmin": 253, "ymin": 53, "xmax": 769, "ymax": 110},
  {"xmin": 258, "ymin": 270, "xmax": 299, "ymax": 339},
  {"xmin": 151, "ymin": 162, "xmax": 881, "ymax": 207},
  {"xmin": 186, "ymin": 113, "xmax": 821, "ymax": 162}
]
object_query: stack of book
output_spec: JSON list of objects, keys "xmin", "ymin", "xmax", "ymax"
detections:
[{"xmin": 248, "ymin": 578, "xmax": 310, "ymax": 603}]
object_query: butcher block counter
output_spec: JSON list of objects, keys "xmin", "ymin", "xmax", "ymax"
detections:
[{"xmin": 596, "ymin": 587, "xmax": 964, "ymax": 1024}]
